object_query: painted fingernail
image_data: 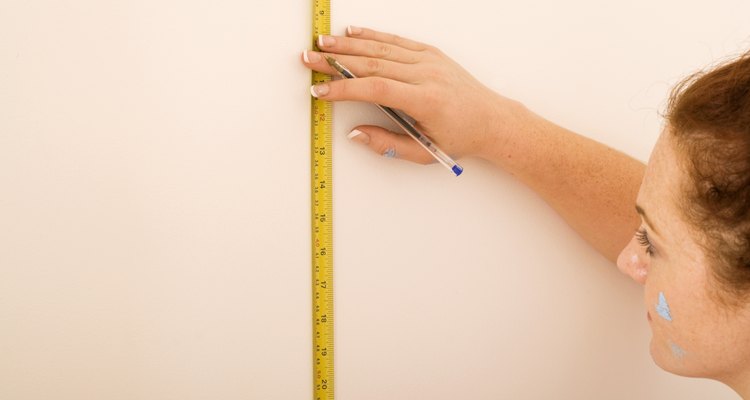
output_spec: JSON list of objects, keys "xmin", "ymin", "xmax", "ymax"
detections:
[
  {"xmin": 383, "ymin": 148, "xmax": 397, "ymax": 158},
  {"xmin": 310, "ymin": 84, "xmax": 329, "ymax": 98},
  {"xmin": 347, "ymin": 129, "xmax": 370, "ymax": 144},
  {"xmin": 303, "ymin": 50, "xmax": 321, "ymax": 63},
  {"xmin": 347, "ymin": 25, "xmax": 363, "ymax": 35},
  {"xmin": 318, "ymin": 35, "xmax": 335, "ymax": 48}
]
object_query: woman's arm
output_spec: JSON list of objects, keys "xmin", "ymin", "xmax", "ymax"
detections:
[
  {"xmin": 484, "ymin": 102, "xmax": 645, "ymax": 262},
  {"xmin": 302, "ymin": 27, "xmax": 644, "ymax": 262}
]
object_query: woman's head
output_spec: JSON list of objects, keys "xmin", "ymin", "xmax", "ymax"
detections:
[{"xmin": 616, "ymin": 50, "xmax": 750, "ymax": 393}]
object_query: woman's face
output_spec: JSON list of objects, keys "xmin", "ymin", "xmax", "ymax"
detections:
[{"xmin": 616, "ymin": 132, "xmax": 750, "ymax": 388}]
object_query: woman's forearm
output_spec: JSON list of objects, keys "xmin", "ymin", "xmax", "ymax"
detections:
[{"xmin": 480, "ymin": 99, "xmax": 645, "ymax": 262}]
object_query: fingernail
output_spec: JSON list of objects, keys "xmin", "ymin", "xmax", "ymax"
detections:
[
  {"xmin": 303, "ymin": 50, "xmax": 321, "ymax": 63},
  {"xmin": 310, "ymin": 84, "xmax": 329, "ymax": 98},
  {"xmin": 347, "ymin": 25, "xmax": 363, "ymax": 35},
  {"xmin": 318, "ymin": 35, "xmax": 335, "ymax": 48},
  {"xmin": 347, "ymin": 129, "xmax": 370, "ymax": 144}
]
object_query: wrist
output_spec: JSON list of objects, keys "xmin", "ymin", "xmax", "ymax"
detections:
[{"xmin": 475, "ymin": 93, "xmax": 533, "ymax": 164}]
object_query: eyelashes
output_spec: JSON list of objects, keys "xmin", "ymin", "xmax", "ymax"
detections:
[{"xmin": 635, "ymin": 228, "xmax": 655, "ymax": 256}]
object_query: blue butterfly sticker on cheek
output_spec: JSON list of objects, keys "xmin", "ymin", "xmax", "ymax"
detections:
[
  {"xmin": 669, "ymin": 340, "xmax": 687, "ymax": 359},
  {"xmin": 656, "ymin": 292, "xmax": 673, "ymax": 321}
]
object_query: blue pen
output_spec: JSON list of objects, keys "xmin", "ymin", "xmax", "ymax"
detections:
[{"xmin": 324, "ymin": 55, "xmax": 463, "ymax": 177}]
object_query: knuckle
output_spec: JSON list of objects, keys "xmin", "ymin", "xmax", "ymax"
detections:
[
  {"xmin": 368, "ymin": 78, "xmax": 390, "ymax": 97},
  {"xmin": 424, "ymin": 44, "xmax": 442, "ymax": 57},
  {"xmin": 377, "ymin": 43, "xmax": 391, "ymax": 57},
  {"xmin": 405, "ymin": 54, "xmax": 421, "ymax": 64},
  {"xmin": 421, "ymin": 88, "xmax": 441, "ymax": 111},
  {"xmin": 375, "ymin": 143, "xmax": 395, "ymax": 157},
  {"xmin": 365, "ymin": 58, "xmax": 382, "ymax": 75},
  {"xmin": 423, "ymin": 65, "xmax": 443, "ymax": 81},
  {"xmin": 412, "ymin": 41, "xmax": 428, "ymax": 51},
  {"xmin": 334, "ymin": 80, "xmax": 351, "ymax": 98}
]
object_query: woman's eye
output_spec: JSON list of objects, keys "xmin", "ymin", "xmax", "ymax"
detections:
[{"xmin": 635, "ymin": 228, "xmax": 655, "ymax": 256}]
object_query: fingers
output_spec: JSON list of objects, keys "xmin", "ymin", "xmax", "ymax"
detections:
[
  {"xmin": 317, "ymin": 34, "xmax": 422, "ymax": 64},
  {"xmin": 347, "ymin": 125, "xmax": 436, "ymax": 165},
  {"xmin": 346, "ymin": 25, "xmax": 428, "ymax": 52},
  {"xmin": 310, "ymin": 76, "xmax": 428, "ymax": 119},
  {"xmin": 302, "ymin": 27, "xmax": 434, "ymax": 89},
  {"xmin": 302, "ymin": 50, "xmax": 422, "ymax": 83}
]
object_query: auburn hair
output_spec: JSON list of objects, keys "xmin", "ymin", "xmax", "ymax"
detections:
[{"xmin": 666, "ymin": 49, "xmax": 750, "ymax": 304}]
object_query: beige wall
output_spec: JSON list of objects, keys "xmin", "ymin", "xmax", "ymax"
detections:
[{"xmin": 1, "ymin": 0, "xmax": 746, "ymax": 398}]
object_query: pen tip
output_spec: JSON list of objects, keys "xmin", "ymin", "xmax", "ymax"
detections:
[{"xmin": 324, "ymin": 55, "xmax": 337, "ymax": 67}]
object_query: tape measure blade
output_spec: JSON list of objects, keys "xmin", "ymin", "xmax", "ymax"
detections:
[{"xmin": 311, "ymin": 0, "xmax": 333, "ymax": 398}]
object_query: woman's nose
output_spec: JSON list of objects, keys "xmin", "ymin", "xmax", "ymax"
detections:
[{"xmin": 616, "ymin": 236, "xmax": 648, "ymax": 285}]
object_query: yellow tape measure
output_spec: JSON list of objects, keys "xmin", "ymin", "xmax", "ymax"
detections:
[{"xmin": 311, "ymin": 0, "xmax": 333, "ymax": 399}]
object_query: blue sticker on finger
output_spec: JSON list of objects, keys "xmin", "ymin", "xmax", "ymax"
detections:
[{"xmin": 383, "ymin": 148, "xmax": 396, "ymax": 158}]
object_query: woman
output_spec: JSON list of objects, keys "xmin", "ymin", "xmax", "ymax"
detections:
[{"xmin": 301, "ymin": 27, "xmax": 750, "ymax": 396}]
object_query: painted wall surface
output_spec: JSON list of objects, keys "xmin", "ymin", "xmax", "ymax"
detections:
[{"xmin": 1, "ymin": 0, "xmax": 748, "ymax": 398}]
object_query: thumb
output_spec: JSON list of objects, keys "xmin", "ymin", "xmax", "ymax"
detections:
[{"xmin": 346, "ymin": 125, "xmax": 436, "ymax": 165}]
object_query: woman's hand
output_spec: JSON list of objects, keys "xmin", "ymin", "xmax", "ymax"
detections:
[
  {"xmin": 301, "ymin": 26, "xmax": 521, "ymax": 164},
  {"xmin": 301, "ymin": 27, "xmax": 648, "ymax": 265}
]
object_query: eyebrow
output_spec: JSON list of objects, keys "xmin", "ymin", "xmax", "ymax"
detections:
[{"xmin": 635, "ymin": 204, "xmax": 659, "ymax": 235}]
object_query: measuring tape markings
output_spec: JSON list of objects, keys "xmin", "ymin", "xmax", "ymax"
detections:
[{"xmin": 311, "ymin": 0, "xmax": 333, "ymax": 399}]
